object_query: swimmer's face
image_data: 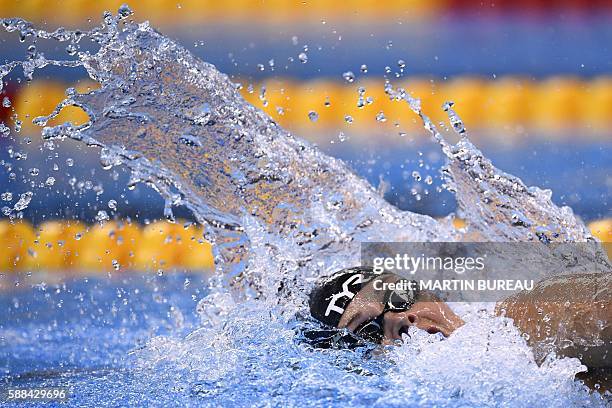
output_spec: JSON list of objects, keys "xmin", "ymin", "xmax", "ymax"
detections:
[{"xmin": 338, "ymin": 274, "xmax": 464, "ymax": 345}]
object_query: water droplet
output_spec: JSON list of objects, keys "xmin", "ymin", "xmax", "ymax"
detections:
[
  {"xmin": 45, "ymin": 176, "xmax": 55, "ymax": 186},
  {"xmin": 164, "ymin": 200, "xmax": 175, "ymax": 223},
  {"xmin": 298, "ymin": 52, "xmax": 308, "ymax": 63},
  {"xmin": 0, "ymin": 123, "xmax": 10, "ymax": 137},
  {"xmin": 291, "ymin": 35, "xmax": 299, "ymax": 46},
  {"xmin": 1, "ymin": 192, "xmax": 12, "ymax": 201},
  {"xmin": 412, "ymin": 171, "xmax": 421, "ymax": 181},
  {"xmin": 2, "ymin": 96, "xmax": 10, "ymax": 107},
  {"xmin": 308, "ymin": 111, "xmax": 319, "ymax": 122},
  {"xmin": 108, "ymin": 199, "xmax": 117, "ymax": 210},
  {"xmin": 95, "ymin": 210, "xmax": 110, "ymax": 223},
  {"xmin": 376, "ymin": 111, "xmax": 387, "ymax": 122},
  {"xmin": 257, "ymin": 63, "xmax": 265, "ymax": 71},
  {"xmin": 360, "ymin": 64, "xmax": 368, "ymax": 73},
  {"xmin": 342, "ymin": 71, "xmax": 355, "ymax": 83},
  {"xmin": 66, "ymin": 158, "xmax": 74, "ymax": 167},
  {"xmin": 443, "ymin": 101, "xmax": 467, "ymax": 135},
  {"xmin": 29, "ymin": 167, "xmax": 39, "ymax": 176},
  {"xmin": 344, "ymin": 115, "xmax": 353, "ymax": 124},
  {"xmin": 118, "ymin": 4, "xmax": 133, "ymax": 18},
  {"xmin": 259, "ymin": 86, "xmax": 267, "ymax": 107},
  {"xmin": 178, "ymin": 134, "xmax": 203, "ymax": 147},
  {"xmin": 13, "ymin": 191, "xmax": 33, "ymax": 211},
  {"xmin": 337, "ymin": 132, "xmax": 346, "ymax": 142},
  {"xmin": 357, "ymin": 87, "xmax": 366, "ymax": 109},
  {"xmin": 65, "ymin": 43, "xmax": 77, "ymax": 56},
  {"xmin": 397, "ymin": 59, "xmax": 406, "ymax": 69}
]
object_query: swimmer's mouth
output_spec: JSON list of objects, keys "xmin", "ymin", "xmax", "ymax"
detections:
[{"xmin": 427, "ymin": 326, "xmax": 443, "ymax": 335}]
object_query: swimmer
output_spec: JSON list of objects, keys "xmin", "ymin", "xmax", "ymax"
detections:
[
  {"xmin": 305, "ymin": 267, "xmax": 611, "ymax": 392},
  {"xmin": 305, "ymin": 267, "xmax": 463, "ymax": 347}
]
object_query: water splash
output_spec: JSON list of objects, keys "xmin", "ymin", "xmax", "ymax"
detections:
[
  {"xmin": 0, "ymin": 10, "xmax": 605, "ymax": 307},
  {"xmin": 0, "ymin": 8, "xmax": 608, "ymax": 406},
  {"xmin": 1, "ymin": 12, "xmax": 461, "ymax": 298},
  {"xmin": 388, "ymin": 314, "xmax": 601, "ymax": 407},
  {"xmin": 384, "ymin": 83, "xmax": 594, "ymax": 242}
]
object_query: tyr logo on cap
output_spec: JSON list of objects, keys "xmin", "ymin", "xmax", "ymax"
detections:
[
  {"xmin": 324, "ymin": 273, "xmax": 368, "ymax": 317},
  {"xmin": 309, "ymin": 267, "xmax": 377, "ymax": 328}
]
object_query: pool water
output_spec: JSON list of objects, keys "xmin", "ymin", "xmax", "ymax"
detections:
[
  {"xmin": 0, "ymin": 273, "xmax": 210, "ymax": 406},
  {"xmin": 1, "ymin": 272, "xmax": 608, "ymax": 408},
  {"xmin": 0, "ymin": 9, "xmax": 610, "ymax": 407}
]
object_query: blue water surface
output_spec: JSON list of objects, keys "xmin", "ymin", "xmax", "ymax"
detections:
[{"xmin": 0, "ymin": 273, "xmax": 210, "ymax": 407}]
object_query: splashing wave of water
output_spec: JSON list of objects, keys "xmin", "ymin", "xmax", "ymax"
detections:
[{"xmin": 1, "ymin": 8, "xmax": 608, "ymax": 406}]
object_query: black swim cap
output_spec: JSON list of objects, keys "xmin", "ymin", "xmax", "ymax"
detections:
[{"xmin": 308, "ymin": 267, "xmax": 377, "ymax": 328}]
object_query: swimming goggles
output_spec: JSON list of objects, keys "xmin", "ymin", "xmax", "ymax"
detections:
[{"xmin": 353, "ymin": 278, "xmax": 419, "ymax": 343}]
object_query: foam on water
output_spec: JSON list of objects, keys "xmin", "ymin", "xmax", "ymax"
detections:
[{"xmin": 0, "ymin": 8, "xmax": 608, "ymax": 406}]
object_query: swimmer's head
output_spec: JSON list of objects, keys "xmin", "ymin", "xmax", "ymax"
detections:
[
  {"xmin": 305, "ymin": 267, "xmax": 464, "ymax": 348},
  {"xmin": 308, "ymin": 267, "xmax": 380, "ymax": 328}
]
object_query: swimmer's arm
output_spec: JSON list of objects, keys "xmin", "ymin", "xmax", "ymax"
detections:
[{"xmin": 495, "ymin": 272, "xmax": 611, "ymax": 391}]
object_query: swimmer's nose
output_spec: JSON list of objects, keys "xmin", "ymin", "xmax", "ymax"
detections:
[
  {"xmin": 398, "ymin": 313, "xmax": 418, "ymax": 336},
  {"xmin": 407, "ymin": 313, "xmax": 417, "ymax": 324},
  {"xmin": 384, "ymin": 312, "xmax": 421, "ymax": 340}
]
